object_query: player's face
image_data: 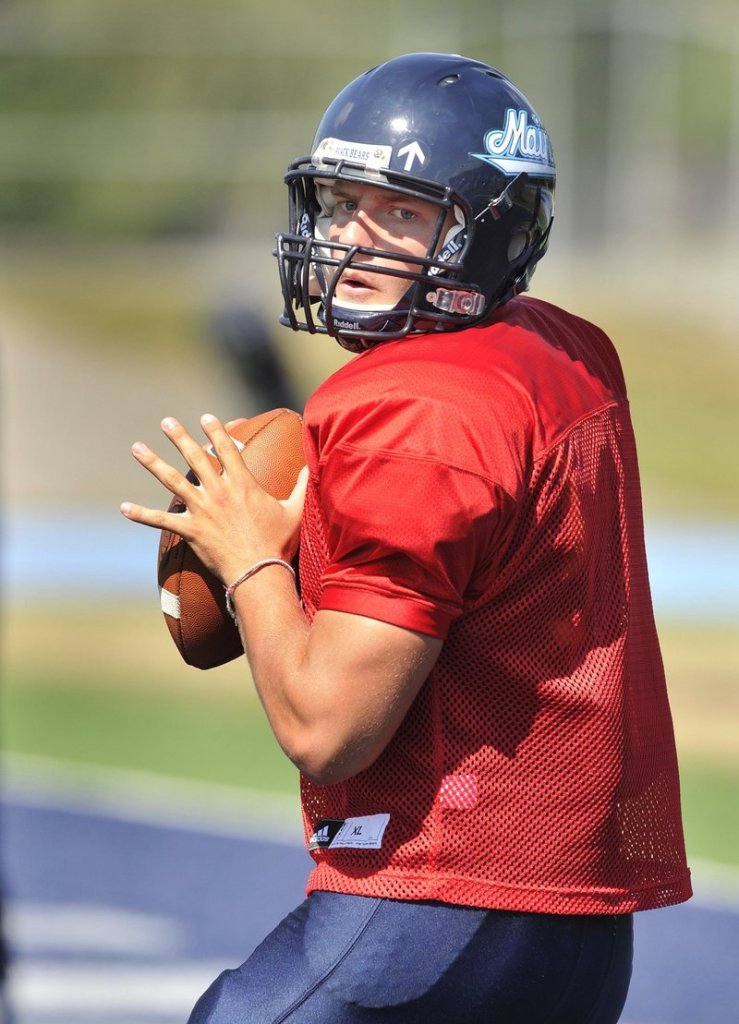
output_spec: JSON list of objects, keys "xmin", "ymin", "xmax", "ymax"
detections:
[{"xmin": 323, "ymin": 182, "xmax": 453, "ymax": 309}]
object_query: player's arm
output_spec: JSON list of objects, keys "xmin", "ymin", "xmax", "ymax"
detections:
[
  {"xmin": 231, "ymin": 576, "xmax": 442, "ymax": 784},
  {"xmin": 121, "ymin": 414, "xmax": 442, "ymax": 785}
]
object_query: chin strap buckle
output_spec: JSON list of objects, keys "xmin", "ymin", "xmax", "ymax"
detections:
[{"xmin": 426, "ymin": 287, "xmax": 485, "ymax": 317}]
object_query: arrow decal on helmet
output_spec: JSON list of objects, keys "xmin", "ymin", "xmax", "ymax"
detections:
[
  {"xmin": 397, "ymin": 141, "xmax": 426, "ymax": 172},
  {"xmin": 471, "ymin": 108, "xmax": 556, "ymax": 179}
]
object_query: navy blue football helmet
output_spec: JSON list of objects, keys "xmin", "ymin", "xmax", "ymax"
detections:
[{"xmin": 275, "ymin": 52, "xmax": 556, "ymax": 352}]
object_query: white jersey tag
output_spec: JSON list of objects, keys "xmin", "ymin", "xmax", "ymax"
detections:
[{"xmin": 309, "ymin": 813, "xmax": 390, "ymax": 851}]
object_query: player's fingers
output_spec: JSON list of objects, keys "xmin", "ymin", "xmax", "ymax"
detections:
[
  {"xmin": 119, "ymin": 500, "xmax": 192, "ymax": 536},
  {"xmin": 160, "ymin": 417, "xmax": 222, "ymax": 485},
  {"xmin": 129, "ymin": 440, "xmax": 199, "ymax": 503},
  {"xmin": 200, "ymin": 413, "xmax": 254, "ymax": 478}
]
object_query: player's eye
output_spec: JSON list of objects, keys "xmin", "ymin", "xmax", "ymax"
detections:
[{"xmin": 391, "ymin": 207, "xmax": 418, "ymax": 222}]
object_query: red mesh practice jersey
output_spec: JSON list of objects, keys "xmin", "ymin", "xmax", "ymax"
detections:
[{"xmin": 297, "ymin": 295, "xmax": 692, "ymax": 915}]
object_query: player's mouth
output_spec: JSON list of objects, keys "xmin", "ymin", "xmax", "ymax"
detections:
[{"xmin": 334, "ymin": 273, "xmax": 376, "ymax": 300}]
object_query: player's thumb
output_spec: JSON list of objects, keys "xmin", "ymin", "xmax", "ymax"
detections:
[{"xmin": 283, "ymin": 465, "xmax": 309, "ymax": 517}]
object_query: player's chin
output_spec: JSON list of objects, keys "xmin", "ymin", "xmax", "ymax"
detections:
[{"xmin": 334, "ymin": 284, "xmax": 378, "ymax": 306}]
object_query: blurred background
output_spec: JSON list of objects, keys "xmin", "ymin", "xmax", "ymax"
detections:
[{"xmin": 1, "ymin": 0, "xmax": 738, "ymax": 1021}]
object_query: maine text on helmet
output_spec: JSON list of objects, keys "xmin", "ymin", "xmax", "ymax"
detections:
[
  {"xmin": 472, "ymin": 109, "xmax": 556, "ymax": 178},
  {"xmin": 486, "ymin": 109, "xmax": 550, "ymax": 161}
]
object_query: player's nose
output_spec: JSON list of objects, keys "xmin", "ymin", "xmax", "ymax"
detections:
[{"xmin": 338, "ymin": 210, "xmax": 375, "ymax": 248}]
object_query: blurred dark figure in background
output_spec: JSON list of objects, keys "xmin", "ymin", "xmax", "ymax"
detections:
[
  {"xmin": 210, "ymin": 301, "xmax": 302, "ymax": 413},
  {"xmin": 0, "ymin": 892, "xmax": 13, "ymax": 1022}
]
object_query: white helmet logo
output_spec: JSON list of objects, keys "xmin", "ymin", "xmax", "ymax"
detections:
[{"xmin": 397, "ymin": 141, "xmax": 426, "ymax": 172}]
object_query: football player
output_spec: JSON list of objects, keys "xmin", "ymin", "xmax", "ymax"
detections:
[{"xmin": 123, "ymin": 52, "xmax": 691, "ymax": 1023}]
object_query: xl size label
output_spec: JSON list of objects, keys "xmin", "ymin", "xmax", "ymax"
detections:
[{"xmin": 309, "ymin": 814, "xmax": 390, "ymax": 851}]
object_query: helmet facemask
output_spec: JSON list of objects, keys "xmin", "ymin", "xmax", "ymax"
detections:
[{"xmin": 276, "ymin": 161, "xmax": 486, "ymax": 352}]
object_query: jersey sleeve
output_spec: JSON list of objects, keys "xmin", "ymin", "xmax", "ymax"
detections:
[{"xmin": 316, "ymin": 440, "xmax": 505, "ymax": 638}]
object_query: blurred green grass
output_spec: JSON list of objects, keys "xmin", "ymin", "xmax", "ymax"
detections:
[
  {"xmin": 1, "ymin": 671, "xmax": 298, "ymax": 796},
  {"xmin": 593, "ymin": 305, "xmax": 739, "ymax": 521},
  {"xmin": 0, "ymin": 242, "xmax": 216, "ymax": 354}
]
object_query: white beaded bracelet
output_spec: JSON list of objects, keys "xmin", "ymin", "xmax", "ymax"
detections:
[{"xmin": 224, "ymin": 558, "xmax": 296, "ymax": 621}]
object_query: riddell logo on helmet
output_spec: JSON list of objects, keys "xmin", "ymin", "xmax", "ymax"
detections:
[{"xmin": 472, "ymin": 108, "xmax": 556, "ymax": 179}]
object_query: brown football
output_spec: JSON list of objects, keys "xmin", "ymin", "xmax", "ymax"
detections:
[{"xmin": 157, "ymin": 408, "xmax": 304, "ymax": 669}]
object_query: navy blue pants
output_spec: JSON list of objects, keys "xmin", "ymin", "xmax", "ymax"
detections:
[{"xmin": 188, "ymin": 892, "xmax": 633, "ymax": 1023}]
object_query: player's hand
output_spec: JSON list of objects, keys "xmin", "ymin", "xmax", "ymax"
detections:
[{"xmin": 120, "ymin": 414, "xmax": 307, "ymax": 585}]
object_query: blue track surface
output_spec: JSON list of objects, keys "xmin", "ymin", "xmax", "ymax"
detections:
[{"xmin": 1, "ymin": 783, "xmax": 737, "ymax": 1023}]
